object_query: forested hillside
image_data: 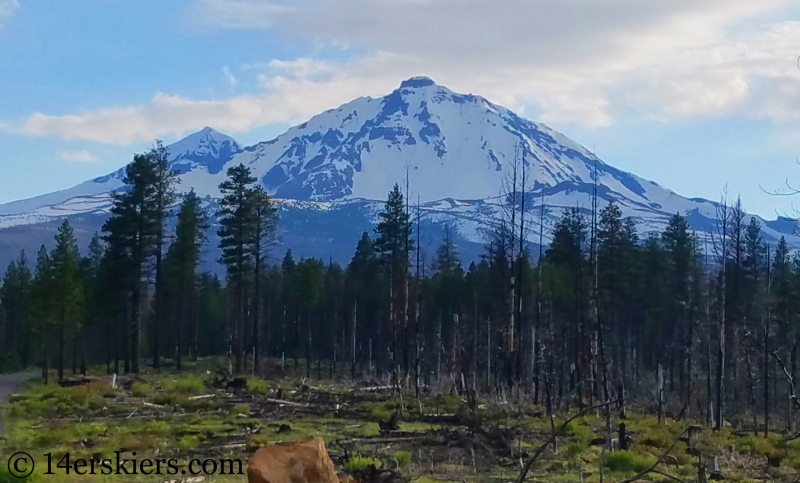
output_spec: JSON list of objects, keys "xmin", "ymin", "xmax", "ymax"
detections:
[{"xmin": 1, "ymin": 142, "xmax": 797, "ymax": 436}]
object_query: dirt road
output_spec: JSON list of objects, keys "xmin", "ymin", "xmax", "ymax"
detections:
[{"xmin": 0, "ymin": 371, "xmax": 37, "ymax": 434}]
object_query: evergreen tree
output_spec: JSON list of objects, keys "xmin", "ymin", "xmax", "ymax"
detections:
[
  {"xmin": 82, "ymin": 233, "xmax": 105, "ymax": 375},
  {"xmin": 374, "ymin": 184, "xmax": 413, "ymax": 381},
  {"xmin": 0, "ymin": 251, "xmax": 32, "ymax": 370},
  {"xmin": 432, "ymin": 229, "xmax": 464, "ymax": 382},
  {"xmin": 250, "ymin": 185, "xmax": 278, "ymax": 370},
  {"xmin": 102, "ymin": 153, "xmax": 160, "ymax": 373},
  {"xmin": 165, "ymin": 190, "xmax": 208, "ymax": 369},
  {"xmin": 217, "ymin": 163, "xmax": 257, "ymax": 373},
  {"xmin": 31, "ymin": 246, "xmax": 54, "ymax": 383},
  {"xmin": 281, "ymin": 250, "xmax": 298, "ymax": 367},
  {"xmin": 150, "ymin": 141, "xmax": 179, "ymax": 369},
  {"xmin": 50, "ymin": 220, "xmax": 83, "ymax": 381},
  {"xmin": 295, "ymin": 258, "xmax": 325, "ymax": 377},
  {"xmin": 661, "ymin": 213, "xmax": 696, "ymax": 397},
  {"xmin": 196, "ymin": 272, "xmax": 226, "ymax": 357}
]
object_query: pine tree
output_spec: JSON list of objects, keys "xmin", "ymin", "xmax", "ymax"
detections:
[
  {"xmin": 250, "ymin": 186, "xmax": 278, "ymax": 371},
  {"xmin": 661, "ymin": 213, "xmax": 696, "ymax": 398},
  {"xmin": 82, "ymin": 233, "xmax": 105, "ymax": 375},
  {"xmin": 51, "ymin": 220, "xmax": 83, "ymax": 381},
  {"xmin": 165, "ymin": 190, "xmax": 208, "ymax": 369},
  {"xmin": 196, "ymin": 272, "xmax": 226, "ymax": 357},
  {"xmin": 217, "ymin": 163, "xmax": 257, "ymax": 373},
  {"xmin": 432, "ymin": 228, "xmax": 464, "ymax": 386},
  {"xmin": 545, "ymin": 208, "xmax": 588, "ymax": 404},
  {"xmin": 281, "ymin": 250, "xmax": 298, "ymax": 368},
  {"xmin": 295, "ymin": 258, "xmax": 325, "ymax": 378},
  {"xmin": 150, "ymin": 141, "xmax": 179, "ymax": 369},
  {"xmin": 347, "ymin": 233, "xmax": 381, "ymax": 377},
  {"xmin": 375, "ymin": 184, "xmax": 413, "ymax": 383},
  {"xmin": 772, "ymin": 237, "xmax": 794, "ymax": 431},
  {"xmin": 31, "ymin": 246, "xmax": 54, "ymax": 383},
  {"xmin": 102, "ymin": 153, "xmax": 160, "ymax": 373},
  {"xmin": 0, "ymin": 251, "xmax": 32, "ymax": 370}
]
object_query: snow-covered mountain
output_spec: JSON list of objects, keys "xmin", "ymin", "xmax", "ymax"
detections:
[{"xmin": 1, "ymin": 77, "xmax": 797, "ymax": 267}]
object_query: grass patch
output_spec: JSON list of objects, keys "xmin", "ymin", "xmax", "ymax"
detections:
[
  {"xmin": 603, "ymin": 450, "xmax": 654, "ymax": 473},
  {"xmin": 344, "ymin": 456, "xmax": 381, "ymax": 473},
  {"xmin": 564, "ymin": 420, "xmax": 595, "ymax": 444},
  {"xmin": 247, "ymin": 435, "xmax": 271, "ymax": 451},
  {"xmin": 0, "ymin": 464, "xmax": 36, "ymax": 483},
  {"xmin": 394, "ymin": 451, "xmax": 412, "ymax": 468},
  {"xmin": 247, "ymin": 376, "xmax": 268, "ymax": 395},
  {"xmin": 160, "ymin": 373, "xmax": 206, "ymax": 394},
  {"xmin": 131, "ymin": 381, "xmax": 152, "ymax": 397},
  {"xmin": 177, "ymin": 435, "xmax": 201, "ymax": 451},
  {"xmin": 565, "ymin": 441, "xmax": 589, "ymax": 459},
  {"xmin": 231, "ymin": 403, "xmax": 251, "ymax": 415}
]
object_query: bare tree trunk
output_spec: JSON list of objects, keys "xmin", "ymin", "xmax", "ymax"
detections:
[
  {"xmin": 351, "ymin": 284, "xmax": 358, "ymax": 379},
  {"xmin": 764, "ymin": 247, "xmax": 771, "ymax": 437},
  {"xmin": 415, "ymin": 195, "xmax": 422, "ymax": 400},
  {"xmin": 516, "ymin": 155, "xmax": 528, "ymax": 389},
  {"xmin": 715, "ymin": 193, "xmax": 729, "ymax": 430},
  {"xmin": 535, "ymin": 195, "xmax": 545, "ymax": 403}
]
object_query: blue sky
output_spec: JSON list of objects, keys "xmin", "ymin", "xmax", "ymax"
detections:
[{"xmin": 2, "ymin": 0, "xmax": 800, "ymax": 219}]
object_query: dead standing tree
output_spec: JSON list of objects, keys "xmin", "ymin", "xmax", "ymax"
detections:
[{"xmin": 711, "ymin": 188, "xmax": 730, "ymax": 430}]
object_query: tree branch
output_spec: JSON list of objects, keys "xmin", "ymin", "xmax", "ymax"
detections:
[
  {"xmin": 770, "ymin": 350, "xmax": 800, "ymax": 409},
  {"xmin": 618, "ymin": 426, "xmax": 691, "ymax": 483},
  {"xmin": 515, "ymin": 399, "xmax": 621, "ymax": 483}
]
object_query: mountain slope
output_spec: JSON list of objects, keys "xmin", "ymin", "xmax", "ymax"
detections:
[{"xmin": 0, "ymin": 77, "xmax": 797, "ymax": 266}]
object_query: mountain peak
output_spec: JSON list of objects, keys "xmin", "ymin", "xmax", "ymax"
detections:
[
  {"xmin": 167, "ymin": 127, "xmax": 240, "ymax": 175},
  {"xmin": 4, "ymin": 76, "xmax": 800, "ymax": 257},
  {"xmin": 399, "ymin": 76, "xmax": 437, "ymax": 89}
]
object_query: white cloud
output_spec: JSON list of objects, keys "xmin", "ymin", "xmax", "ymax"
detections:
[
  {"xmin": 0, "ymin": 0, "xmax": 20, "ymax": 29},
  {"xmin": 59, "ymin": 150, "xmax": 99, "ymax": 164},
  {"xmin": 189, "ymin": 0, "xmax": 799, "ymax": 124},
  {"xmin": 193, "ymin": 0, "xmax": 293, "ymax": 29},
  {"xmin": 16, "ymin": 0, "xmax": 800, "ymax": 144},
  {"xmin": 20, "ymin": 53, "xmax": 411, "ymax": 144},
  {"xmin": 222, "ymin": 66, "xmax": 238, "ymax": 86}
]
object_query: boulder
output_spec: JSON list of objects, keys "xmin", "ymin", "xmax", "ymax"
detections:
[{"xmin": 248, "ymin": 438, "xmax": 339, "ymax": 483}]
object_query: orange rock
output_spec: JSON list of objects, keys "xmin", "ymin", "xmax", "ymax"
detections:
[{"xmin": 247, "ymin": 438, "xmax": 340, "ymax": 483}]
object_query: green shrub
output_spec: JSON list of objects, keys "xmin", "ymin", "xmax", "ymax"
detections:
[
  {"xmin": 434, "ymin": 394, "xmax": 463, "ymax": 414},
  {"xmin": 604, "ymin": 450, "xmax": 654, "ymax": 473},
  {"xmin": 247, "ymin": 435, "xmax": 270, "ymax": 451},
  {"xmin": 144, "ymin": 421, "xmax": 171, "ymax": 437},
  {"xmin": 232, "ymin": 403, "xmax": 251, "ymax": 415},
  {"xmin": 631, "ymin": 417, "xmax": 680, "ymax": 448},
  {"xmin": 736, "ymin": 434, "xmax": 784, "ymax": 461},
  {"xmin": 176, "ymin": 396, "xmax": 218, "ymax": 412},
  {"xmin": 178, "ymin": 435, "xmax": 200, "ymax": 451},
  {"xmin": 564, "ymin": 420, "xmax": 595, "ymax": 444},
  {"xmin": 75, "ymin": 422, "xmax": 109, "ymax": 438},
  {"xmin": 163, "ymin": 374, "xmax": 206, "ymax": 394},
  {"xmin": 0, "ymin": 463, "xmax": 35, "ymax": 483},
  {"xmin": 566, "ymin": 441, "xmax": 589, "ymax": 459},
  {"xmin": 152, "ymin": 393, "xmax": 177, "ymax": 406},
  {"xmin": 247, "ymin": 377, "xmax": 268, "ymax": 395},
  {"xmin": 131, "ymin": 381, "xmax": 152, "ymax": 397},
  {"xmin": 344, "ymin": 456, "xmax": 380, "ymax": 473},
  {"xmin": 370, "ymin": 408, "xmax": 393, "ymax": 421},
  {"xmin": 394, "ymin": 451, "xmax": 412, "ymax": 468}
]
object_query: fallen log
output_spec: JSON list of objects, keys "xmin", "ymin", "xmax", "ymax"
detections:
[
  {"xmin": 337, "ymin": 435, "xmax": 433, "ymax": 445},
  {"xmin": 264, "ymin": 398, "xmax": 305, "ymax": 407}
]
